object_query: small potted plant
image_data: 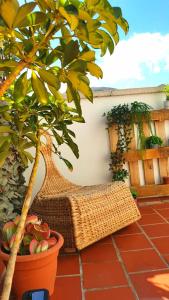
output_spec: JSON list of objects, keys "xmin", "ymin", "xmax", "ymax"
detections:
[
  {"xmin": 145, "ymin": 135, "xmax": 163, "ymax": 149},
  {"xmin": 163, "ymin": 84, "xmax": 169, "ymax": 109},
  {"xmin": 130, "ymin": 189, "xmax": 138, "ymax": 205},
  {"xmin": 0, "ymin": 215, "xmax": 64, "ymax": 299}
]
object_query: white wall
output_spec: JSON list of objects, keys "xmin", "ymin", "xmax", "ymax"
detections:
[{"xmin": 24, "ymin": 86, "xmax": 166, "ymax": 198}]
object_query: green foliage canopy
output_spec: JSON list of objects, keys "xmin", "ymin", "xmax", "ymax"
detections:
[{"xmin": 0, "ymin": 0, "xmax": 129, "ymax": 168}]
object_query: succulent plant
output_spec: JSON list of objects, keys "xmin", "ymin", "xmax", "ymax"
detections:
[
  {"xmin": 0, "ymin": 149, "xmax": 27, "ymax": 224},
  {"xmin": 1, "ymin": 215, "xmax": 57, "ymax": 255}
]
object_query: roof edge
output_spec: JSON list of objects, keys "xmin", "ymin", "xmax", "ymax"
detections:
[{"xmin": 87, "ymin": 85, "xmax": 165, "ymax": 99}]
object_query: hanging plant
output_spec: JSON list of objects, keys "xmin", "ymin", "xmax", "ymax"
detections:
[
  {"xmin": 105, "ymin": 101, "xmax": 152, "ymax": 182},
  {"xmin": 130, "ymin": 101, "xmax": 152, "ymax": 150}
]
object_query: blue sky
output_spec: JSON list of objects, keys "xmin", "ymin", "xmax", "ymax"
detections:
[
  {"xmin": 91, "ymin": 0, "xmax": 169, "ymax": 89},
  {"xmin": 18, "ymin": 0, "xmax": 169, "ymax": 89}
]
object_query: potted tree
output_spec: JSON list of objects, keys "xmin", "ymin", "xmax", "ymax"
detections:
[
  {"xmin": 0, "ymin": 0, "xmax": 128, "ymax": 299},
  {"xmin": 145, "ymin": 135, "xmax": 163, "ymax": 149},
  {"xmin": 0, "ymin": 215, "xmax": 63, "ymax": 298}
]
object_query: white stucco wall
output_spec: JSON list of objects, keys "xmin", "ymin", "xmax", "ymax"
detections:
[{"xmin": 24, "ymin": 85, "xmax": 166, "ymax": 198}]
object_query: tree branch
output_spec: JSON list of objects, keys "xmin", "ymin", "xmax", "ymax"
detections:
[{"xmin": 1, "ymin": 131, "xmax": 41, "ymax": 300}]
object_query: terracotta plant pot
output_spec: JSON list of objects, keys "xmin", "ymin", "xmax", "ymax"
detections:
[
  {"xmin": 163, "ymin": 176, "xmax": 169, "ymax": 184},
  {"xmin": 0, "ymin": 231, "xmax": 64, "ymax": 299}
]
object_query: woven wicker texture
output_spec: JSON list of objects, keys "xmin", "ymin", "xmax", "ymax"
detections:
[{"xmin": 31, "ymin": 133, "xmax": 141, "ymax": 251}]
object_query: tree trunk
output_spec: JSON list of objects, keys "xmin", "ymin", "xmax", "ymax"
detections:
[{"xmin": 1, "ymin": 133, "xmax": 40, "ymax": 300}]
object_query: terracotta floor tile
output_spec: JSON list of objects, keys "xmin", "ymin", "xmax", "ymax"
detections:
[
  {"xmin": 138, "ymin": 213, "xmax": 165, "ymax": 225},
  {"xmin": 156, "ymin": 208, "xmax": 169, "ymax": 219},
  {"xmin": 163, "ymin": 254, "xmax": 169, "ymax": 265},
  {"xmin": 85, "ymin": 287, "xmax": 136, "ymax": 300},
  {"xmin": 114, "ymin": 233, "xmax": 152, "ymax": 251},
  {"xmin": 121, "ymin": 249, "xmax": 167, "ymax": 273},
  {"xmin": 142, "ymin": 223, "xmax": 169, "ymax": 238},
  {"xmin": 139, "ymin": 206, "xmax": 156, "ymax": 215},
  {"xmin": 82, "ymin": 260, "xmax": 127, "ymax": 289},
  {"xmin": 153, "ymin": 202, "xmax": 169, "ymax": 209},
  {"xmin": 57, "ymin": 254, "xmax": 80, "ymax": 275},
  {"xmin": 130, "ymin": 270, "xmax": 169, "ymax": 299},
  {"xmin": 81, "ymin": 243, "xmax": 116, "ymax": 263},
  {"xmin": 51, "ymin": 276, "xmax": 82, "ymax": 300},
  {"xmin": 98, "ymin": 236, "xmax": 113, "ymax": 244},
  {"xmin": 115, "ymin": 222, "xmax": 141, "ymax": 236},
  {"xmin": 151, "ymin": 237, "xmax": 169, "ymax": 255}
]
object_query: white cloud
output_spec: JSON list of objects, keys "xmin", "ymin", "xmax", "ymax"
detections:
[{"xmin": 90, "ymin": 33, "xmax": 169, "ymax": 88}]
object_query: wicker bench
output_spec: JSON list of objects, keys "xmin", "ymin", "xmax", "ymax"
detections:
[{"xmin": 31, "ymin": 133, "xmax": 141, "ymax": 252}]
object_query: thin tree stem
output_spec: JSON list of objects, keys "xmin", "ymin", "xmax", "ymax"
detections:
[
  {"xmin": 1, "ymin": 132, "xmax": 41, "ymax": 300},
  {"xmin": 0, "ymin": 61, "xmax": 27, "ymax": 97}
]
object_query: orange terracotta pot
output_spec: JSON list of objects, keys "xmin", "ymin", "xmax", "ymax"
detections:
[{"xmin": 0, "ymin": 231, "xmax": 64, "ymax": 299}]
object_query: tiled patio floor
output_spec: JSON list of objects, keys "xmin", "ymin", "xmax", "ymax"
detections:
[
  {"xmin": 52, "ymin": 201, "xmax": 169, "ymax": 300},
  {"xmin": 1, "ymin": 201, "xmax": 169, "ymax": 299}
]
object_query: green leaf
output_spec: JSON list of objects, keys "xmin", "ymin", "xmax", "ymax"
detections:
[
  {"xmin": 79, "ymin": 50, "xmax": 95, "ymax": 61},
  {"xmin": 62, "ymin": 158, "xmax": 73, "ymax": 171},
  {"xmin": 46, "ymin": 50, "xmax": 59, "ymax": 65},
  {"xmin": 63, "ymin": 40, "xmax": 79, "ymax": 67},
  {"xmin": 0, "ymin": 126, "xmax": 13, "ymax": 133},
  {"xmin": 25, "ymin": 133, "xmax": 37, "ymax": 143},
  {"xmin": 69, "ymin": 60, "xmax": 86, "ymax": 72},
  {"xmin": 0, "ymin": 149, "xmax": 10, "ymax": 167},
  {"xmin": 66, "ymin": 84, "xmax": 82, "ymax": 115},
  {"xmin": 78, "ymin": 78, "xmax": 93, "ymax": 102},
  {"xmin": 65, "ymin": 135, "xmax": 79, "ymax": 158},
  {"xmin": 38, "ymin": 69, "xmax": 60, "ymax": 90},
  {"xmin": 65, "ymin": 4, "xmax": 78, "ymax": 15},
  {"xmin": 14, "ymin": 72, "xmax": 28, "ymax": 102},
  {"xmin": 112, "ymin": 7, "xmax": 122, "ymax": 19},
  {"xmin": 0, "ymin": 0, "xmax": 19, "ymax": 28},
  {"xmin": 87, "ymin": 62, "xmax": 103, "ymax": 78},
  {"xmin": 48, "ymin": 85, "xmax": 64, "ymax": 102},
  {"xmin": 0, "ymin": 136, "xmax": 10, "ymax": 148},
  {"xmin": 67, "ymin": 129, "xmax": 76, "ymax": 138},
  {"xmin": 52, "ymin": 130, "xmax": 64, "ymax": 145},
  {"xmin": 0, "ymin": 105, "xmax": 9, "ymax": 112},
  {"xmin": 31, "ymin": 71, "xmax": 48, "ymax": 105},
  {"xmin": 13, "ymin": 2, "xmax": 36, "ymax": 28},
  {"xmin": 0, "ymin": 61, "xmax": 18, "ymax": 70},
  {"xmin": 23, "ymin": 150, "xmax": 34, "ymax": 163},
  {"xmin": 17, "ymin": 12, "xmax": 47, "ymax": 28}
]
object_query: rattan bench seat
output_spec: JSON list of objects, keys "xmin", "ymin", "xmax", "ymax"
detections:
[{"xmin": 31, "ymin": 133, "xmax": 141, "ymax": 252}]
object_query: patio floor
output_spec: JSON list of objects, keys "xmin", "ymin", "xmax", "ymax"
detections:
[
  {"xmin": 52, "ymin": 201, "xmax": 169, "ymax": 300},
  {"xmin": 1, "ymin": 201, "xmax": 169, "ymax": 299}
]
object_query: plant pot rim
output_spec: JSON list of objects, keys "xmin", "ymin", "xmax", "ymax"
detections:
[{"xmin": 0, "ymin": 231, "xmax": 64, "ymax": 262}]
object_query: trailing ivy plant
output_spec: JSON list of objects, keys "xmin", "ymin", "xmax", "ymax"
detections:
[
  {"xmin": 105, "ymin": 101, "xmax": 152, "ymax": 182},
  {"xmin": 0, "ymin": 0, "xmax": 129, "ymax": 298}
]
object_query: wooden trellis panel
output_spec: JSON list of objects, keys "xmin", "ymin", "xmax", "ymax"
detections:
[{"xmin": 108, "ymin": 109, "xmax": 169, "ymax": 198}]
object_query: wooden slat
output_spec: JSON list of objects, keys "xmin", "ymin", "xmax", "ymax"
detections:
[
  {"xmin": 124, "ymin": 147, "xmax": 169, "ymax": 161},
  {"xmin": 131, "ymin": 183, "xmax": 169, "ymax": 197},
  {"xmin": 109, "ymin": 109, "xmax": 169, "ymax": 198},
  {"xmin": 151, "ymin": 110, "xmax": 169, "ymax": 122},
  {"xmin": 108, "ymin": 125, "xmax": 118, "ymax": 152},
  {"xmin": 143, "ymin": 123, "xmax": 155, "ymax": 184},
  {"xmin": 155, "ymin": 120, "xmax": 169, "ymax": 179},
  {"xmin": 127, "ymin": 127, "xmax": 140, "ymax": 186}
]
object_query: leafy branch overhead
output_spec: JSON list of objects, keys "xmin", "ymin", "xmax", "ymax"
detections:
[{"xmin": 0, "ymin": 0, "xmax": 128, "ymax": 168}]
